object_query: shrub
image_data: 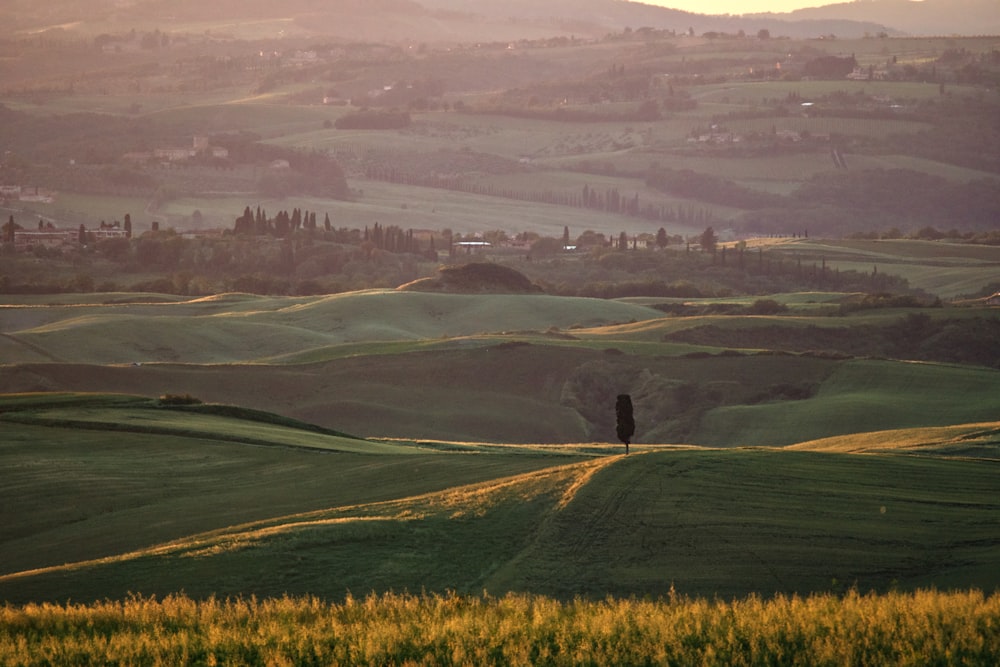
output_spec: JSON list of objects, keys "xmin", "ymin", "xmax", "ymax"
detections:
[
  {"xmin": 747, "ymin": 298, "xmax": 788, "ymax": 315},
  {"xmin": 157, "ymin": 393, "xmax": 202, "ymax": 406}
]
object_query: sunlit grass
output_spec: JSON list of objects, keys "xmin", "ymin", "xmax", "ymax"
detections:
[{"xmin": 1, "ymin": 589, "xmax": 997, "ymax": 666}]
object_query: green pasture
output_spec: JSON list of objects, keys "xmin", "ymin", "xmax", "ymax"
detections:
[
  {"xmin": 0, "ymin": 290, "xmax": 666, "ymax": 365},
  {"xmin": 489, "ymin": 448, "xmax": 1000, "ymax": 598},
  {"xmin": 832, "ymin": 36, "xmax": 1000, "ymax": 67},
  {"xmin": 8, "ymin": 312, "xmax": 338, "ymax": 363},
  {"xmin": 690, "ymin": 80, "xmax": 976, "ymax": 105},
  {"xmin": 723, "ymin": 114, "xmax": 931, "ymax": 139},
  {"xmin": 0, "ymin": 394, "xmax": 585, "ymax": 579},
  {"xmin": 1, "ymin": 440, "xmax": 997, "ymax": 604},
  {"xmin": 148, "ymin": 101, "xmax": 335, "ymax": 138},
  {"xmin": 766, "ymin": 238, "xmax": 1000, "ymax": 298},
  {"xmin": 273, "ymin": 112, "xmax": 664, "ymax": 163},
  {"xmin": 0, "ymin": 404, "xmax": 405, "ymax": 454},
  {"xmin": 618, "ymin": 291, "xmax": 850, "ymax": 309},
  {"xmin": 843, "ymin": 153, "xmax": 999, "ymax": 183},
  {"xmin": 462, "ymin": 169, "xmax": 742, "ymax": 220},
  {"xmin": 3, "ymin": 287, "xmax": 998, "ymax": 446},
  {"xmin": 574, "ymin": 308, "xmax": 882, "ymax": 346},
  {"xmin": 695, "ymin": 359, "xmax": 1000, "ymax": 447},
  {"xmin": 6, "ymin": 88, "xmax": 249, "ymax": 117}
]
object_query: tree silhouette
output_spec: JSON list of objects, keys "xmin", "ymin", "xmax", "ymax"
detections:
[
  {"xmin": 616, "ymin": 394, "xmax": 635, "ymax": 455},
  {"xmin": 700, "ymin": 226, "xmax": 717, "ymax": 254},
  {"xmin": 3, "ymin": 215, "xmax": 16, "ymax": 244}
]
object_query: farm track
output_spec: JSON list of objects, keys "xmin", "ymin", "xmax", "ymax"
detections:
[{"xmin": 0, "ymin": 332, "xmax": 64, "ymax": 362}]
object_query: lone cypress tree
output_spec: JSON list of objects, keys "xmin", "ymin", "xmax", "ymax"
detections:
[{"xmin": 616, "ymin": 394, "xmax": 635, "ymax": 455}]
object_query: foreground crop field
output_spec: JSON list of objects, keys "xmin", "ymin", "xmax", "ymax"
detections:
[{"xmin": 3, "ymin": 590, "xmax": 999, "ymax": 666}]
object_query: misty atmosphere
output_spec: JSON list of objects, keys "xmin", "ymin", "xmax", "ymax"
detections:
[{"xmin": 1, "ymin": 0, "xmax": 999, "ymax": 663}]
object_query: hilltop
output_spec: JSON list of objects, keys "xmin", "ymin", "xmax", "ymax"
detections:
[
  {"xmin": 776, "ymin": 0, "xmax": 1000, "ymax": 37},
  {"xmin": 398, "ymin": 262, "xmax": 542, "ymax": 294}
]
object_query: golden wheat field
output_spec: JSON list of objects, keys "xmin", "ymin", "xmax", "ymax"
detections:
[{"xmin": 2, "ymin": 589, "xmax": 998, "ymax": 666}]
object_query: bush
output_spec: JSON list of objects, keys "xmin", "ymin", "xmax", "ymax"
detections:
[
  {"xmin": 747, "ymin": 298, "xmax": 788, "ymax": 315},
  {"xmin": 157, "ymin": 393, "xmax": 202, "ymax": 406}
]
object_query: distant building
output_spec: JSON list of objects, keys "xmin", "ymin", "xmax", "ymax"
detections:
[
  {"xmin": 12, "ymin": 224, "xmax": 126, "ymax": 251},
  {"xmin": 154, "ymin": 147, "xmax": 194, "ymax": 162},
  {"xmin": 149, "ymin": 136, "xmax": 228, "ymax": 163},
  {"xmin": 1, "ymin": 185, "xmax": 55, "ymax": 203},
  {"xmin": 13, "ymin": 229, "xmax": 76, "ymax": 251}
]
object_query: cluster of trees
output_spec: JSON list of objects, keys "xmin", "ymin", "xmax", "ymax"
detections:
[
  {"xmin": 802, "ymin": 55, "xmax": 858, "ymax": 79},
  {"xmin": 2, "ymin": 209, "xmax": 934, "ymax": 301},
  {"xmin": 363, "ymin": 222, "xmax": 434, "ymax": 258},
  {"xmin": 664, "ymin": 312, "xmax": 1000, "ymax": 369},
  {"xmin": 233, "ymin": 206, "xmax": 326, "ymax": 238},
  {"xmin": 521, "ymin": 233, "xmax": 923, "ymax": 301},
  {"xmin": 228, "ymin": 205, "xmax": 435, "ymax": 257},
  {"xmin": 361, "ymin": 78, "xmax": 446, "ymax": 108}
]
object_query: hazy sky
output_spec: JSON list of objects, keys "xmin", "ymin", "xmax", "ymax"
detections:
[{"xmin": 647, "ymin": 1, "xmax": 826, "ymax": 14}]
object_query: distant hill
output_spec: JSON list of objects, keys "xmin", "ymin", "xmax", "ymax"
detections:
[
  {"xmin": 764, "ymin": 0, "xmax": 1000, "ymax": 37},
  {"xmin": 411, "ymin": 0, "xmax": 898, "ymax": 39},
  {"xmin": 399, "ymin": 263, "xmax": 542, "ymax": 294},
  {"xmin": 2, "ymin": 0, "xmax": 900, "ymax": 41}
]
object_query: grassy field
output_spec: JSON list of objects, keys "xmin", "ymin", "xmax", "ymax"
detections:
[
  {"xmin": 1, "ymin": 393, "xmax": 998, "ymax": 606},
  {"xmin": 692, "ymin": 359, "xmax": 1000, "ymax": 446},
  {"xmin": 758, "ymin": 238, "xmax": 1000, "ymax": 298},
  {"xmin": 3, "ymin": 23, "xmax": 999, "ymax": 664},
  {"xmin": 3, "ymin": 287, "xmax": 999, "ymax": 444},
  {"xmin": 0, "ymin": 290, "xmax": 666, "ymax": 364}
]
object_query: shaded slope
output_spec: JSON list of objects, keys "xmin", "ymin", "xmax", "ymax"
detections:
[{"xmin": 3, "ymin": 346, "xmax": 999, "ymax": 446}]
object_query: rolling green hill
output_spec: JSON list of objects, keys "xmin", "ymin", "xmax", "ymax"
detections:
[
  {"xmin": 2, "ymin": 289, "xmax": 999, "ymax": 445},
  {"xmin": 1, "ymin": 397, "xmax": 997, "ymax": 604},
  {"xmin": 0, "ymin": 393, "xmax": 589, "ymax": 580},
  {"xmin": 0, "ymin": 290, "xmax": 665, "ymax": 365}
]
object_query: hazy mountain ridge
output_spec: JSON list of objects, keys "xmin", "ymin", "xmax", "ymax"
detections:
[
  {"xmin": 762, "ymin": 0, "xmax": 1000, "ymax": 36},
  {"xmin": 2, "ymin": 0, "xmax": 909, "ymax": 42}
]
